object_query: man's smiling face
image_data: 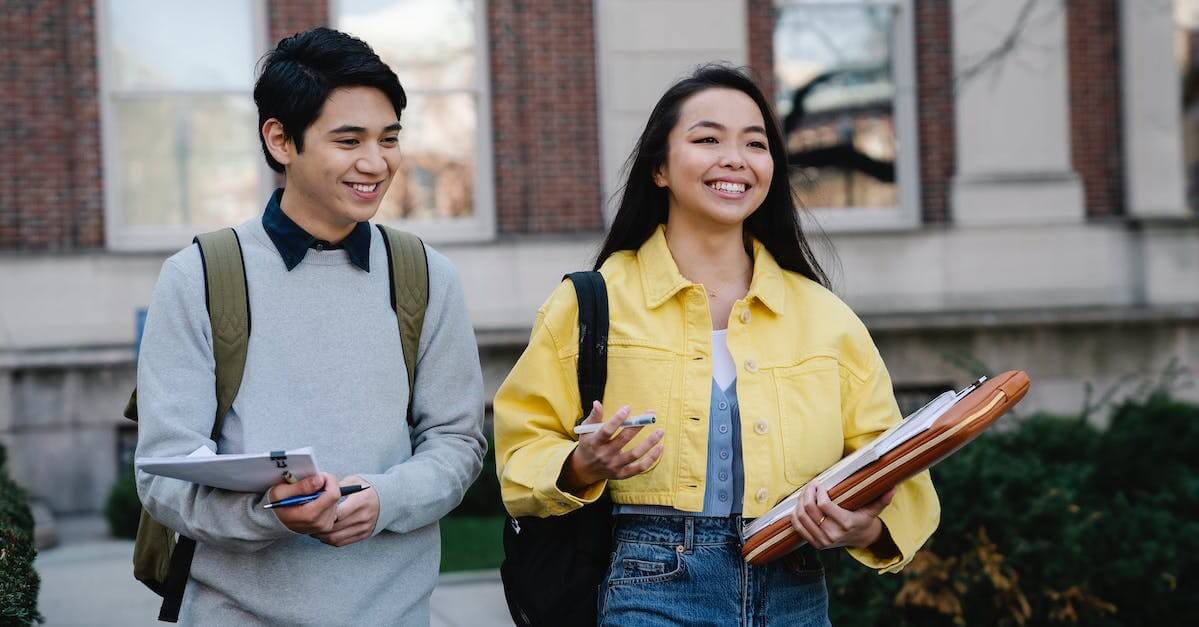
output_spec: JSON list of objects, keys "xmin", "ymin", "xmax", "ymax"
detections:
[{"xmin": 282, "ymin": 86, "xmax": 402, "ymax": 227}]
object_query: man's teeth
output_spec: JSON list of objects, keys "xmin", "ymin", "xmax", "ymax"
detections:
[
  {"xmin": 708, "ymin": 181, "xmax": 746, "ymax": 193},
  {"xmin": 351, "ymin": 183, "xmax": 378, "ymax": 193}
]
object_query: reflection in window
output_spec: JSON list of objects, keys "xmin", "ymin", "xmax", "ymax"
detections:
[
  {"xmin": 337, "ymin": 0, "xmax": 479, "ymax": 222},
  {"xmin": 104, "ymin": 0, "xmax": 262, "ymax": 229},
  {"xmin": 774, "ymin": 0, "xmax": 898, "ymax": 210},
  {"xmin": 1179, "ymin": 1, "xmax": 1199, "ymax": 213}
]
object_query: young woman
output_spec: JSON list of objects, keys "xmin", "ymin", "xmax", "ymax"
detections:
[{"xmin": 494, "ymin": 65, "xmax": 939, "ymax": 626}]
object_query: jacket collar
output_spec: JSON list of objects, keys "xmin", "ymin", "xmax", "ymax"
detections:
[{"xmin": 636, "ymin": 224, "xmax": 785, "ymax": 315}]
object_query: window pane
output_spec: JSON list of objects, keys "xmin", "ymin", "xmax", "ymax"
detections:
[
  {"xmin": 375, "ymin": 92, "xmax": 477, "ymax": 221},
  {"xmin": 774, "ymin": 1, "xmax": 898, "ymax": 209},
  {"xmin": 107, "ymin": 0, "xmax": 257, "ymax": 92},
  {"xmin": 337, "ymin": 0, "xmax": 477, "ymax": 90},
  {"xmin": 114, "ymin": 96, "xmax": 260, "ymax": 227}
]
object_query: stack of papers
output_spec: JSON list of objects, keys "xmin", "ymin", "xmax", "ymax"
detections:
[
  {"xmin": 744, "ymin": 378, "xmax": 985, "ymax": 538},
  {"xmin": 135, "ymin": 446, "xmax": 321, "ymax": 493}
]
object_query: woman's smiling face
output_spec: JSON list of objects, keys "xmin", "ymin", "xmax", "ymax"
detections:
[{"xmin": 654, "ymin": 87, "xmax": 773, "ymax": 228}]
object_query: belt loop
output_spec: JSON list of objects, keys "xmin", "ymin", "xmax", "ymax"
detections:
[{"xmin": 684, "ymin": 517, "xmax": 694, "ymax": 551}]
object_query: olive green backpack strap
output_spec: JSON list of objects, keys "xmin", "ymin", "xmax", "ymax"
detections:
[
  {"xmin": 376, "ymin": 224, "xmax": 428, "ymax": 424},
  {"xmin": 127, "ymin": 227, "xmax": 249, "ymax": 623}
]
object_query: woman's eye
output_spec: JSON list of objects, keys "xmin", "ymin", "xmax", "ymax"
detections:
[
  {"xmin": 749, "ymin": 141, "xmax": 767, "ymax": 149},
  {"xmin": 694, "ymin": 137, "xmax": 717, "ymax": 144}
]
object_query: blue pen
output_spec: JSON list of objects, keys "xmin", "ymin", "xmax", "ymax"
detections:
[{"xmin": 263, "ymin": 484, "xmax": 369, "ymax": 509}]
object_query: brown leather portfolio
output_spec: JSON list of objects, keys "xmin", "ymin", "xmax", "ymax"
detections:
[{"xmin": 741, "ymin": 370, "xmax": 1031, "ymax": 566}]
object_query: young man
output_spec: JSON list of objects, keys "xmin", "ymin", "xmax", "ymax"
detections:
[{"xmin": 134, "ymin": 28, "xmax": 486, "ymax": 624}]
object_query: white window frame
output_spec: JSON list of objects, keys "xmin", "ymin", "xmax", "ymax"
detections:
[
  {"xmin": 776, "ymin": 0, "xmax": 921, "ymax": 233},
  {"xmin": 330, "ymin": 0, "xmax": 497, "ymax": 244},
  {"xmin": 97, "ymin": 0, "xmax": 273, "ymax": 252}
]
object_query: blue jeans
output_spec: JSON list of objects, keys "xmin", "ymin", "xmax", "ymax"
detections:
[{"xmin": 598, "ymin": 515, "xmax": 831, "ymax": 627}]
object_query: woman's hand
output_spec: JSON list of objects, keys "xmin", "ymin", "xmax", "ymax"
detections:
[
  {"xmin": 789, "ymin": 482, "xmax": 895, "ymax": 550},
  {"xmin": 558, "ymin": 401, "xmax": 665, "ymax": 493}
]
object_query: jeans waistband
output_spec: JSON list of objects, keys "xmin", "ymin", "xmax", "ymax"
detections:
[{"xmin": 612, "ymin": 514, "xmax": 746, "ymax": 548}]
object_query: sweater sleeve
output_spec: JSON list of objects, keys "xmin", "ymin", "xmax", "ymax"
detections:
[
  {"xmin": 360, "ymin": 248, "xmax": 487, "ymax": 535},
  {"xmin": 134, "ymin": 251, "xmax": 295, "ymax": 552}
]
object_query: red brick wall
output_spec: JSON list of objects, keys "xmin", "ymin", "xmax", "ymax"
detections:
[
  {"xmin": 0, "ymin": 0, "xmax": 104, "ymax": 250},
  {"xmin": 488, "ymin": 0, "xmax": 603, "ymax": 234},
  {"xmin": 267, "ymin": 0, "xmax": 328, "ymax": 46},
  {"xmin": 916, "ymin": 0, "xmax": 955, "ymax": 225},
  {"xmin": 746, "ymin": 0, "xmax": 776, "ymax": 107},
  {"xmin": 1067, "ymin": 0, "xmax": 1124, "ymax": 219}
]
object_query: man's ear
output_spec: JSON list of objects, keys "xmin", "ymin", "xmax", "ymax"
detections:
[{"xmin": 262, "ymin": 118, "xmax": 293, "ymax": 167}]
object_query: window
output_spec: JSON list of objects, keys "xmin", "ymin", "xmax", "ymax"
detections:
[
  {"xmin": 99, "ymin": 0, "xmax": 269, "ymax": 250},
  {"xmin": 334, "ymin": 0, "xmax": 495, "ymax": 241},
  {"xmin": 773, "ymin": 0, "xmax": 919, "ymax": 230}
]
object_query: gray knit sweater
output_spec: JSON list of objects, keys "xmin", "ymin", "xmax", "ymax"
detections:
[{"xmin": 134, "ymin": 215, "xmax": 486, "ymax": 625}]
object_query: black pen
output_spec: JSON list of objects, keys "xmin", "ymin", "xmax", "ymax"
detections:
[{"xmin": 263, "ymin": 484, "xmax": 370, "ymax": 509}]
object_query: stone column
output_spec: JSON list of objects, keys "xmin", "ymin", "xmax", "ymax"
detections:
[
  {"xmin": 950, "ymin": 0, "xmax": 1085, "ymax": 226},
  {"xmin": 1121, "ymin": 0, "xmax": 1188, "ymax": 219}
]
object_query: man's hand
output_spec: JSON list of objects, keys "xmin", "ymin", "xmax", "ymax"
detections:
[
  {"xmin": 789, "ymin": 483, "xmax": 896, "ymax": 550},
  {"xmin": 269, "ymin": 472, "xmax": 341, "ymax": 535},
  {"xmin": 558, "ymin": 401, "xmax": 664, "ymax": 493},
  {"xmin": 312, "ymin": 475, "xmax": 380, "ymax": 548}
]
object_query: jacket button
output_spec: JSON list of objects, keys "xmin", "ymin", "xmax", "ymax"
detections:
[
  {"xmin": 740, "ymin": 309, "xmax": 751, "ymax": 324},
  {"xmin": 754, "ymin": 420, "xmax": 768, "ymax": 435},
  {"xmin": 755, "ymin": 488, "xmax": 768, "ymax": 503},
  {"xmin": 744, "ymin": 359, "xmax": 758, "ymax": 373}
]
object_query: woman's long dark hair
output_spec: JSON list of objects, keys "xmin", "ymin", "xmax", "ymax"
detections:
[{"xmin": 594, "ymin": 65, "xmax": 830, "ymax": 289}]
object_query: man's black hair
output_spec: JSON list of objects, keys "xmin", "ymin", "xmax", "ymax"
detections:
[{"xmin": 253, "ymin": 27, "xmax": 407, "ymax": 173}]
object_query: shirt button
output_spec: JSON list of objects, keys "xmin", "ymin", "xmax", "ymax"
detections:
[
  {"xmin": 719, "ymin": 491, "xmax": 729, "ymax": 502},
  {"xmin": 718, "ymin": 401, "xmax": 728, "ymax": 410},
  {"xmin": 756, "ymin": 488, "xmax": 769, "ymax": 503},
  {"xmin": 718, "ymin": 424, "xmax": 729, "ymax": 435},
  {"xmin": 754, "ymin": 420, "xmax": 769, "ymax": 435},
  {"xmin": 744, "ymin": 359, "xmax": 758, "ymax": 373},
  {"xmin": 740, "ymin": 309, "xmax": 751, "ymax": 324},
  {"xmin": 719, "ymin": 471, "xmax": 729, "ymax": 481},
  {"xmin": 720, "ymin": 450, "xmax": 730, "ymax": 460}
]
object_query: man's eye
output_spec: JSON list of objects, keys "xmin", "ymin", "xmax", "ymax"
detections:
[
  {"xmin": 337, "ymin": 139, "xmax": 359, "ymax": 146},
  {"xmin": 381, "ymin": 136, "xmax": 399, "ymax": 145}
]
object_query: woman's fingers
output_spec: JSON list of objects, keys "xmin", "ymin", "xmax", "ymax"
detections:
[
  {"xmin": 594, "ymin": 405, "xmax": 632, "ymax": 441},
  {"xmin": 615, "ymin": 443, "xmax": 663, "ymax": 479},
  {"xmin": 615, "ymin": 429, "xmax": 664, "ymax": 467},
  {"xmin": 814, "ymin": 485, "xmax": 852, "ymax": 533}
]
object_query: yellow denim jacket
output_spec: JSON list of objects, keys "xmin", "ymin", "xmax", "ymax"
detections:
[{"xmin": 494, "ymin": 226, "xmax": 939, "ymax": 572}]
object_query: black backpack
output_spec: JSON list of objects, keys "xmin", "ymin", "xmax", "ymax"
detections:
[{"xmin": 501, "ymin": 271, "xmax": 614, "ymax": 626}]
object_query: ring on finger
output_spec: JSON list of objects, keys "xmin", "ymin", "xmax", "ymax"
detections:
[{"xmin": 817, "ymin": 515, "xmax": 827, "ymax": 527}]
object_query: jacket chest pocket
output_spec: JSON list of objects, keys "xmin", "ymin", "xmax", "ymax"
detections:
[
  {"xmin": 597, "ymin": 349, "xmax": 677, "ymax": 491},
  {"xmin": 773, "ymin": 358, "xmax": 844, "ymax": 486}
]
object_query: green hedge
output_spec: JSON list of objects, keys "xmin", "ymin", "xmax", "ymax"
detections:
[
  {"xmin": 0, "ymin": 445, "xmax": 41, "ymax": 626},
  {"xmin": 105, "ymin": 470, "xmax": 141, "ymax": 540},
  {"xmin": 824, "ymin": 392, "xmax": 1199, "ymax": 626}
]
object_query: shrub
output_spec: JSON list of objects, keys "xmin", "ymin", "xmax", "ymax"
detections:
[
  {"xmin": 105, "ymin": 469, "xmax": 141, "ymax": 540},
  {"xmin": 823, "ymin": 393, "xmax": 1199, "ymax": 626},
  {"xmin": 452, "ymin": 438, "xmax": 504, "ymax": 517},
  {"xmin": 0, "ymin": 445, "xmax": 41, "ymax": 625}
]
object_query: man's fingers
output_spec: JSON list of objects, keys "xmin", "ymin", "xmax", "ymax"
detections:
[{"xmin": 269, "ymin": 472, "xmax": 324, "ymax": 500}]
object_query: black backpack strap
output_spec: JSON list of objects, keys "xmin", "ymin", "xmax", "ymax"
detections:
[
  {"xmin": 158, "ymin": 228, "xmax": 249, "ymax": 623},
  {"xmin": 564, "ymin": 271, "xmax": 608, "ymax": 424}
]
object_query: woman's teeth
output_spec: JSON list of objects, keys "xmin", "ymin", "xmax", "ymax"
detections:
[
  {"xmin": 351, "ymin": 183, "xmax": 378, "ymax": 193},
  {"xmin": 708, "ymin": 181, "xmax": 746, "ymax": 193}
]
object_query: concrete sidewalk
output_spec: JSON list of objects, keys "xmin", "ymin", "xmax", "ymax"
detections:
[{"xmin": 34, "ymin": 521, "xmax": 514, "ymax": 626}]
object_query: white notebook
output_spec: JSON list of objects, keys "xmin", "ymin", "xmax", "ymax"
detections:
[{"xmin": 136, "ymin": 446, "xmax": 321, "ymax": 493}]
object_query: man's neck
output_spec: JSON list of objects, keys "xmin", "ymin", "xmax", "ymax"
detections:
[{"xmin": 279, "ymin": 186, "xmax": 357, "ymax": 243}]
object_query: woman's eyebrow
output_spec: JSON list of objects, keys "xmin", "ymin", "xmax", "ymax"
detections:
[{"xmin": 686, "ymin": 120, "xmax": 766, "ymax": 135}]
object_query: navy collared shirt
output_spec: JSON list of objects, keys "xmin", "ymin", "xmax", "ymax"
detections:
[{"xmin": 261, "ymin": 188, "xmax": 372, "ymax": 272}]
